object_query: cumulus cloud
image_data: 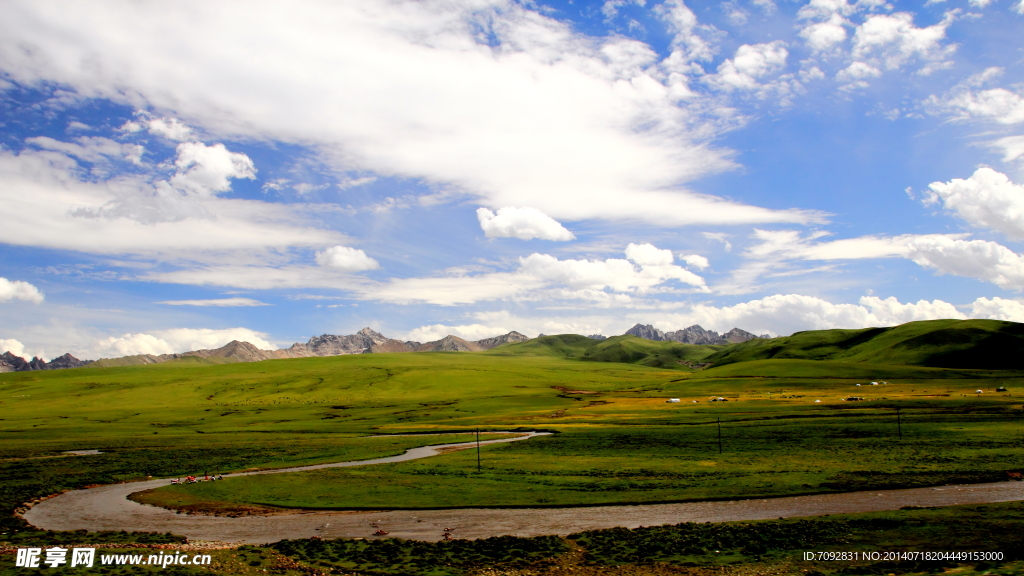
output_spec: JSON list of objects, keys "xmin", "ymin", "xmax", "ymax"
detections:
[
  {"xmin": 905, "ymin": 236, "xmax": 1024, "ymax": 290},
  {"xmin": 121, "ymin": 116, "xmax": 196, "ymax": 141},
  {"xmin": 169, "ymin": 142, "xmax": 256, "ymax": 197},
  {"xmin": 0, "ymin": 338, "xmax": 26, "ymax": 357},
  {"xmin": 0, "ymin": 1, "xmax": 823, "ymax": 228},
  {"xmin": 800, "ymin": 18, "xmax": 848, "ymax": 53},
  {"xmin": 657, "ymin": 0, "xmax": 717, "ymax": 64},
  {"xmin": 365, "ymin": 244, "xmax": 707, "ymax": 305},
  {"xmin": 156, "ymin": 297, "xmax": 269, "ymax": 306},
  {"xmin": 970, "ymin": 296, "xmax": 1024, "ymax": 321},
  {"xmin": 625, "ymin": 243, "xmax": 674, "ymax": 266},
  {"xmin": 0, "ymin": 277, "xmax": 44, "ymax": 304},
  {"xmin": 836, "ymin": 61, "xmax": 881, "ymax": 83},
  {"xmin": 404, "ymin": 323, "xmax": 512, "ymax": 342},
  {"xmin": 859, "ymin": 295, "xmax": 966, "ymax": 323},
  {"xmin": 315, "ymin": 246, "xmax": 380, "ymax": 272},
  {"xmin": 680, "ymin": 254, "xmax": 710, "ymax": 269},
  {"xmin": 476, "ymin": 206, "xmax": 575, "ymax": 241},
  {"xmin": 91, "ymin": 327, "xmax": 275, "ymax": 358},
  {"xmin": 146, "ymin": 117, "xmax": 195, "ymax": 141},
  {"xmin": 661, "ymin": 293, "xmax": 966, "ymax": 336},
  {"xmin": 930, "ymin": 69, "xmax": 1024, "ymax": 125},
  {"xmin": 850, "ymin": 12, "xmax": 956, "ymax": 74},
  {"xmin": 709, "ymin": 42, "xmax": 789, "ymax": 92},
  {"xmin": 925, "ymin": 167, "xmax": 1024, "ymax": 239}
]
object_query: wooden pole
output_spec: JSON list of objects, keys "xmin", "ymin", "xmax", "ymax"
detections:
[
  {"xmin": 717, "ymin": 416, "xmax": 723, "ymax": 454},
  {"xmin": 476, "ymin": 428, "xmax": 481, "ymax": 472},
  {"xmin": 896, "ymin": 408, "xmax": 902, "ymax": 440}
]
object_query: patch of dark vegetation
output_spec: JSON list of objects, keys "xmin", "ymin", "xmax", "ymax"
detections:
[
  {"xmin": 820, "ymin": 470, "xmax": 1005, "ymax": 491},
  {"xmin": 269, "ymin": 534, "xmax": 569, "ymax": 576},
  {"xmin": 2, "ymin": 528, "xmax": 183, "ymax": 547},
  {"xmin": 570, "ymin": 519, "xmax": 857, "ymax": 563},
  {"xmin": 569, "ymin": 503, "xmax": 1024, "ymax": 573}
]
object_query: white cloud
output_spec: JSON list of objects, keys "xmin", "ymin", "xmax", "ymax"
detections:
[
  {"xmin": 0, "ymin": 338, "xmax": 26, "ymax": 357},
  {"xmin": 836, "ymin": 61, "xmax": 881, "ymax": 82},
  {"xmin": 680, "ymin": 254, "xmax": 710, "ymax": 269},
  {"xmin": 601, "ymin": 0, "xmax": 645, "ymax": 19},
  {"xmin": 300, "ymin": 244, "xmax": 710, "ymax": 306},
  {"xmin": 850, "ymin": 11, "xmax": 956, "ymax": 74},
  {"xmin": 926, "ymin": 167, "xmax": 1024, "ymax": 239},
  {"xmin": 989, "ymin": 135, "xmax": 1024, "ymax": 163},
  {"xmin": 968, "ymin": 0, "xmax": 995, "ymax": 7},
  {"xmin": 859, "ymin": 295, "xmax": 966, "ymax": 323},
  {"xmin": 169, "ymin": 142, "xmax": 256, "ymax": 197},
  {"xmin": 91, "ymin": 327, "xmax": 275, "ymax": 358},
  {"xmin": 0, "ymin": 277, "xmax": 44, "ymax": 304},
  {"xmin": 931, "ymin": 70, "xmax": 1024, "ymax": 124},
  {"xmin": 0, "ymin": 148, "xmax": 344, "ymax": 259},
  {"xmin": 0, "ymin": 1, "xmax": 823, "ymax": 228},
  {"xmin": 800, "ymin": 18, "xmax": 849, "ymax": 53},
  {"xmin": 702, "ymin": 231, "xmax": 732, "ymax": 251},
  {"xmin": 26, "ymin": 136, "xmax": 144, "ymax": 166},
  {"xmin": 156, "ymin": 297, "xmax": 269, "ymax": 307},
  {"xmin": 656, "ymin": 0, "xmax": 717, "ymax": 64},
  {"xmin": 709, "ymin": 41, "xmax": 789, "ymax": 92},
  {"xmin": 1013, "ymin": 0, "xmax": 1024, "ymax": 14},
  {"xmin": 625, "ymin": 242, "xmax": 674, "ymax": 266},
  {"xmin": 476, "ymin": 206, "xmax": 575, "ymax": 241},
  {"xmin": 717, "ymin": 228, "xmax": 966, "ymax": 294},
  {"xmin": 661, "ymin": 293, "xmax": 966, "ymax": 336},
  {"xmin": 970, "ymin": 296, "xmax": 1024, "ymax": 321},
  {"xmin": 315, "ymin": 246, "xmax": 380, "ymax": 272},
  {"xmin": 403, "ymin": 323, "xmax": 511, "ymax": 342},
  {"xmin": 146, "ymin": 117, "xmax": 195, "ymax": 141},
  {"xmin": 337, "ymin": 176, "xmax": 377, "ymax": 189},
  {"xmin": 943, "ymin": 88, "xmax": 1024, "ymax": 124},
  {"xmin": 904, "ymin": 236, "xmax": 1024, "ymax": 290}
]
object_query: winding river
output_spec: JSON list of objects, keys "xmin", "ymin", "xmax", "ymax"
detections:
[{"xmin": 24, "ymin": 432, "xmax": 1024, "ymax": 544}]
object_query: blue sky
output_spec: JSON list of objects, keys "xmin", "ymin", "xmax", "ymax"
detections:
[{"xmin": 2, "ymin": 0, "xmax": 1024, "ymax": 360}]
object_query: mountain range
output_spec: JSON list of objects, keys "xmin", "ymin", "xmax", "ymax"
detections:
[
  {"xmin": 623, "ymin": 323, "xmax": 769, "ymax": 345},
  {"xmin": 0, "ymin": 324, "xmax": 765, "ymax": 372}
]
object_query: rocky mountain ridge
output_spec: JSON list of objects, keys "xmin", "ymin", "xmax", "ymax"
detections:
[
  {"xmin": 1, "ymin": 324, "xmax": 764, "ymax": 372},
  {"xmin": 85, "ymin": 329, "xmax": 532, "ymax": 368},
  {"xmin": 624, "ymin": 323, "xmax": 769, "ymax": 345},
  {"xmin": 0, "ymin": 351, "xmax": 93, "ymax": 372}
]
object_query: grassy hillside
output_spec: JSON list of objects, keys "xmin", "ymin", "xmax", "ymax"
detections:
[
  {"xmin": 705, "ymin": 319, "xmax": 1024, "ymax": 369},
  {"xmin": 489, "ymin": 334, "xmax": 720, "ymax": 369}
]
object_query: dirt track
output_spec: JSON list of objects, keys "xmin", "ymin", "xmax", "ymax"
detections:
[{"xmin": 23, "ymin": 432, "xmax": 1024, "ymax": 544}]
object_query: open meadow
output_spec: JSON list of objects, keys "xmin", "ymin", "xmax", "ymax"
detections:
[{"xmin": 3, "ymin": 321, "xmax": 1024, "ymax": 574}]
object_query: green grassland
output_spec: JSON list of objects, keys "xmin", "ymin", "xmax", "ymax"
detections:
[
  {"xmin": 2, "ymin": 319, "xmax": 1024, "ymax": 547},
  {"xmin": 704, "ymin": 318, "xmax": 1024, "ymax": 369}
]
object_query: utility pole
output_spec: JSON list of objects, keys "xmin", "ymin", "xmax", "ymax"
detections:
[
  {"xmin": 476, "ymin": 428, "xmax": 481, "ymax": 472},
  {"xmin": 896, "ymin": 408, "xmax": 902, "ymax": 440},
  {"xmin": 717, "ymin": 416, "xmax": 723, "ymax": 454}
]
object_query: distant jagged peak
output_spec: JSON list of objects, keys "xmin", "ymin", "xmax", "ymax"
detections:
[
  {"xmin": 356, "ymin": 327, "xmax": 389, "ymax": 343},
  {"xmin": 722, "ymin": 327, "xmax": 759, "ymax": 343},
  {"xmin": 587, "ymin": 334, "xmax": 607, "ymax": 340},
  {"xmin": 624, "ymin": 323, "xmax": 666, "ymax": 341},
  {"xmin": 625, "ymin": 323, "xmax": 765, "ymax": 345},
  {"xmin": 475, "ymin": 331, "xmax": 531, "ymax": 350},
  {"xmin": 415, "ymin": 334, "xmax": 481, "ymax": 352},
  {"xmin": 0, "ymin": 350, "xmax": 92, "ymax": 371}
]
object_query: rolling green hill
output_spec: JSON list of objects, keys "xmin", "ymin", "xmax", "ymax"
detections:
[
  {"xmin": 704, "ymin": 319, "xmax": 1024, "ymax": 369},
  {"xmin": 487, "ymin": 334, "xmax": 721, "ymax": 369}
]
